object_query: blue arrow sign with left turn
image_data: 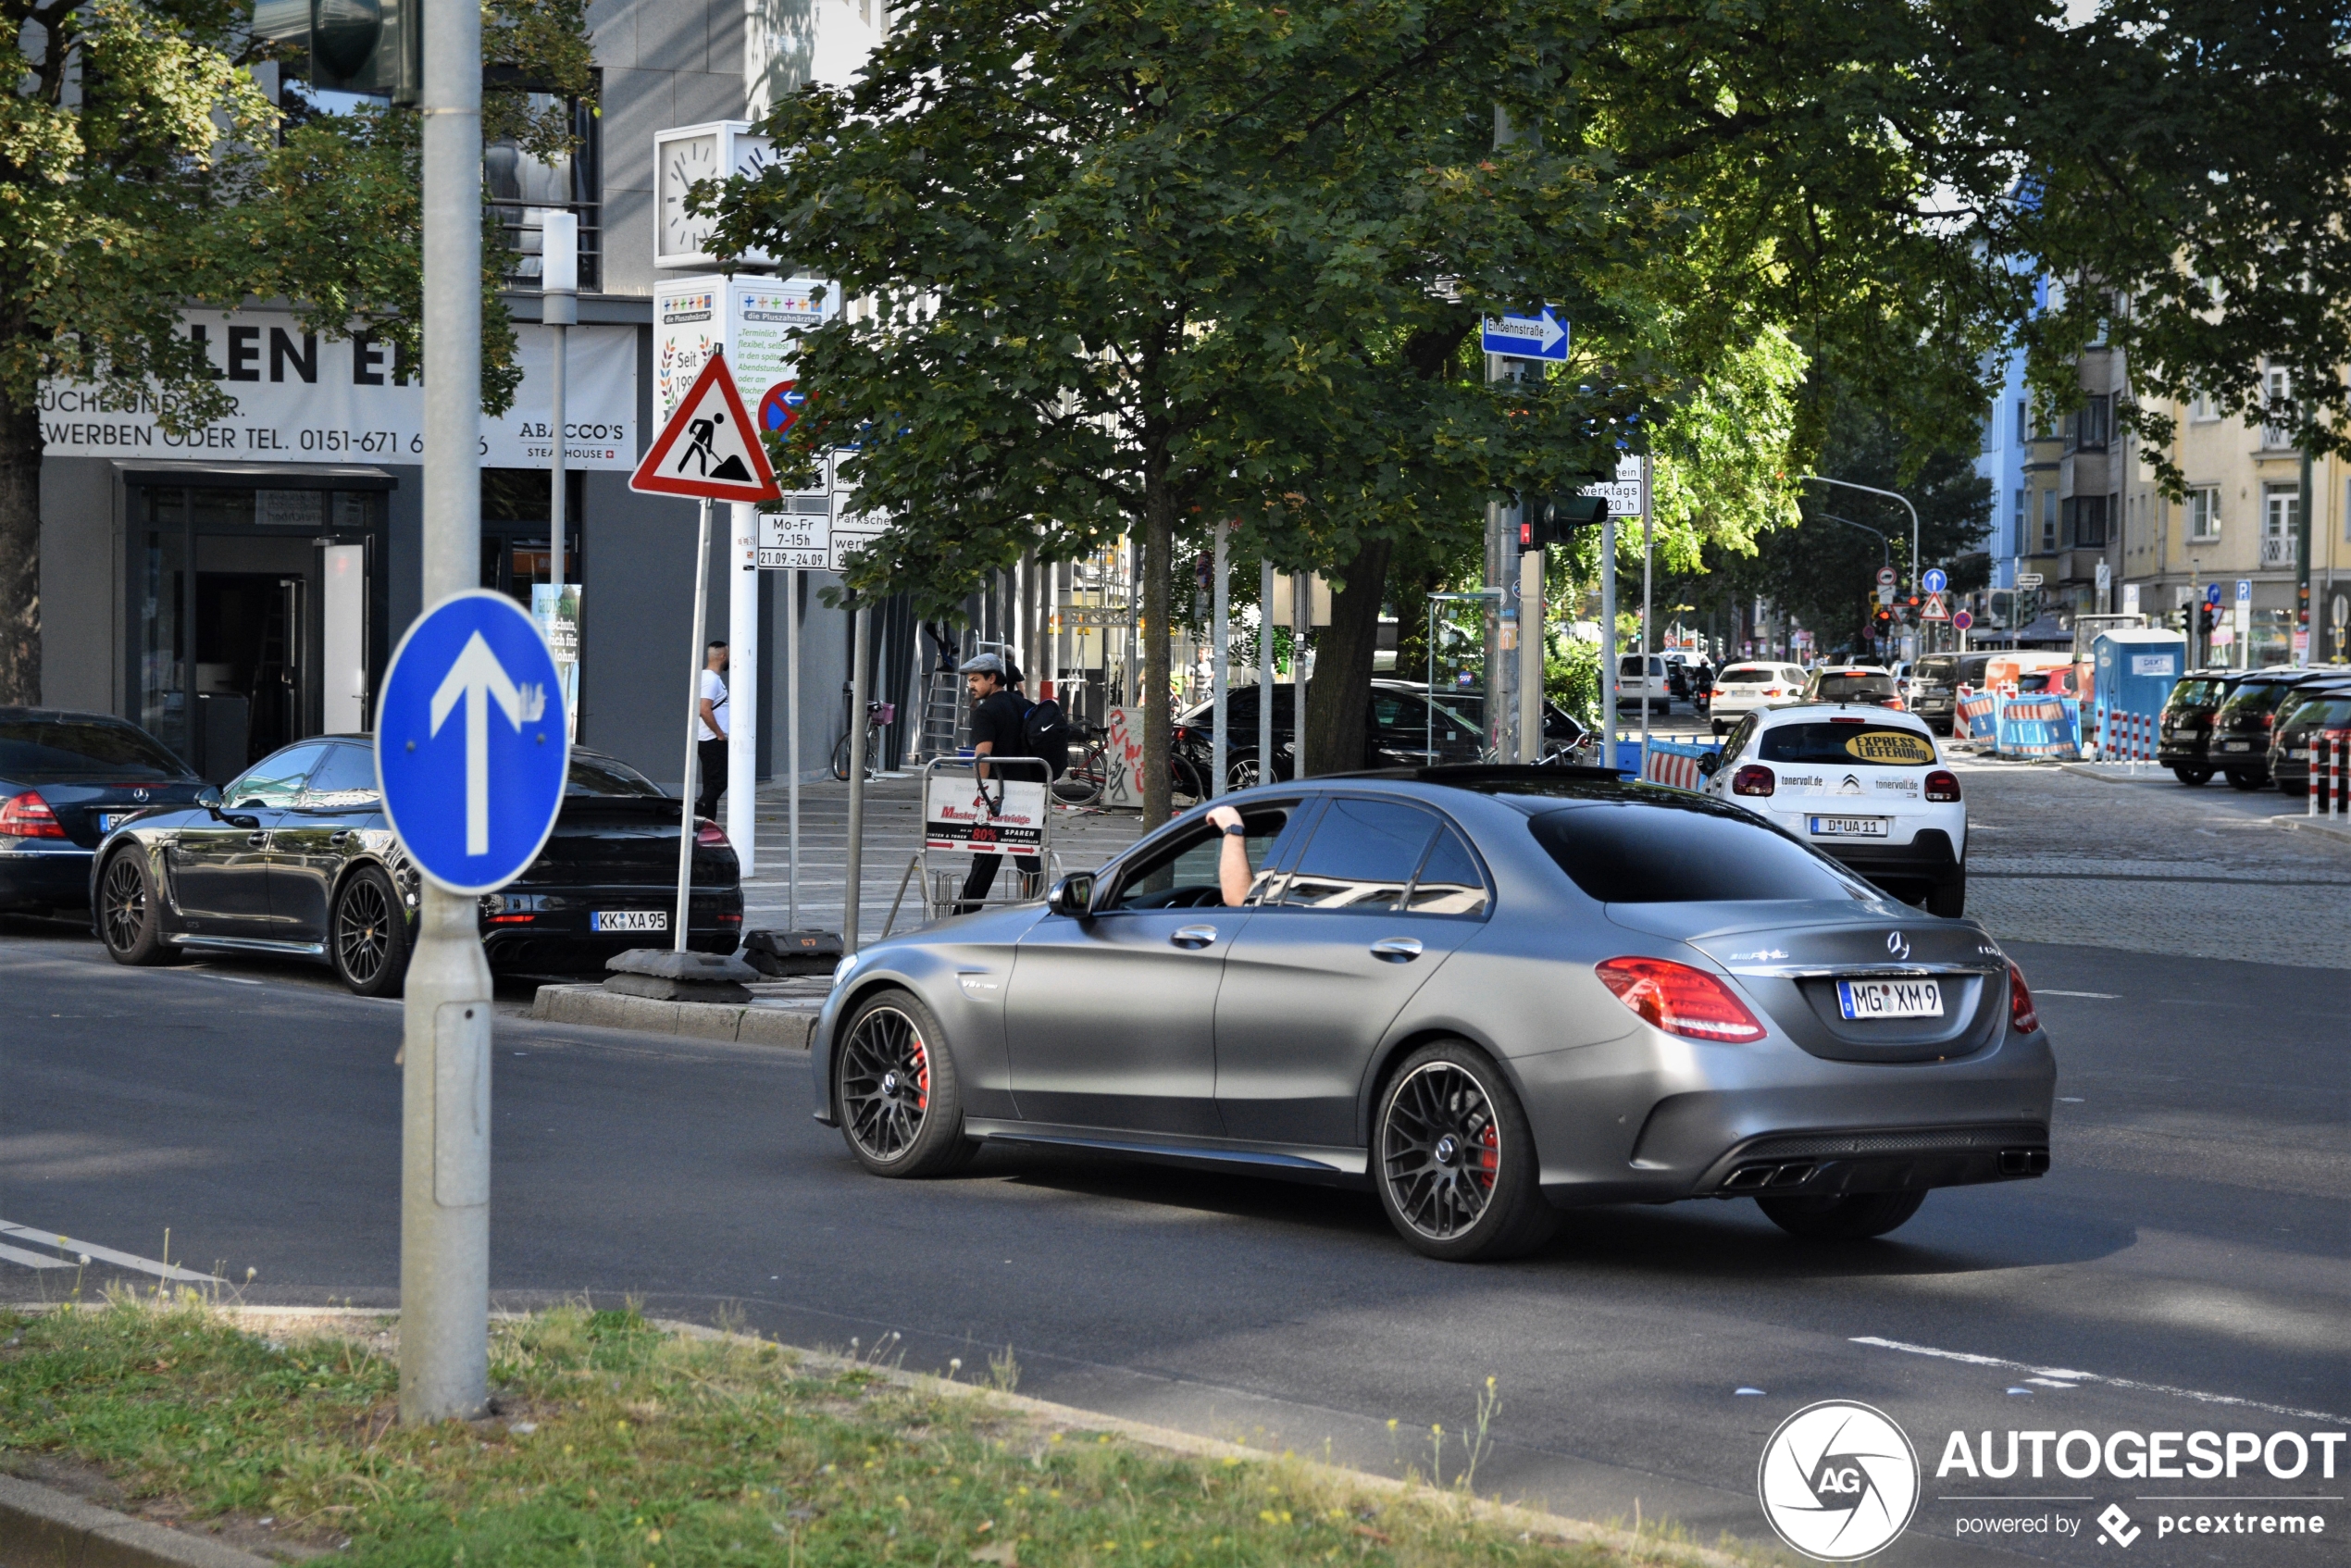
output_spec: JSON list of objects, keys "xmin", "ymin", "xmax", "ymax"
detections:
[
  {"xmin": 1480, "ymin": 306, "xmax": 1569, "ymax": 361},
  {"xmin": 377, "ymin": 590, "xmax": 570, "ymax": 894}
]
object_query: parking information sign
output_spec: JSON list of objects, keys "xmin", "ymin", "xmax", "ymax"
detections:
[{"xmin": 376, "ymin": 591, "xmax": 570, "ymax": 894}]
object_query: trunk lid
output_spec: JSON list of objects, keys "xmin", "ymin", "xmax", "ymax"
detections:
[{"xmin": 16, "ymin": 780, "xmax": 212, "ymax": 848}]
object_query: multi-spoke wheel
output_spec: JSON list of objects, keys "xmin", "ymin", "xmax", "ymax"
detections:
[
  {"xmin": 1375, "ymin": 1041, "xmax": 1555, "ymax": 1261},
  {"xmin": 97, "ymin": 851, "xmax": 170, "ymax": 965},
  {"xmin": 835, "ymin": 989, "xmax": 976, "ymax": 1176},
  {"xmin": 331, "ymin": 866, "xmax": 411, "ymax": 997}
]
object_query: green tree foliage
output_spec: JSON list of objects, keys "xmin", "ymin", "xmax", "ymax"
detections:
[{"xmin": 0, "ymin": 0, "xmax": 591, "ymax": 704}]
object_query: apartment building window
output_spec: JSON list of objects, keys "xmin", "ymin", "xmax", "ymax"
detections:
[
  {"xmin": 2015, "ymin": 399, "xmax": 2029, "ymax": 443},
  {"xmin": 2260, "ymin": 367, "xmax": 2292, "ymax": 449},
  {"xmin": 2262, "ymin": 487, "xmax": 2298, "ymax": 567},
  {"xmin": 484, "ymin": 81, "xmax": 603, "ymax": 291},
  {"xmin": 2040, "ymin": 490, "xmax": 2058, "ymax": 553},
  {"xmin": 2065, "ymin": 494, "xmax": 2108, "ymax": 548},
  {"xmin": 1978, "ymin": 404, "xmax": 1995, "ymax": 454},
  {"xmin": 2189, "ymin": 390, "xmax": 2220, "ymax": 422},
  {"xmin": 2077, "ymin": 394, "xmax": 2109, "ymax": 451},
  {"xmin": 2185, "ymin": 487, "xmax": 2220, "ymax": 542},
  {"xmin": 2013, "ymin": 489, "xmax": 2026, "ymax": 549}
]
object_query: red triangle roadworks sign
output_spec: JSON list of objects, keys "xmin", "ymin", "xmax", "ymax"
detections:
[{"xmin": 629, "ymin": 351, "xmax": 783, "ymax": 504}]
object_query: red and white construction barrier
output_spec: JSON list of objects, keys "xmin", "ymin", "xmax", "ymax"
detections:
[
  {"xmin": 2098, "ymin": 709, "xmax": 2156, "ymax": 764},
  {"xmin": 2310, "ymin": 728, "xmax": 2349, "ymax": 819},
  {"xmin": 1642, "ymin": 744, "xmax": 1709, "ymax": 791}
]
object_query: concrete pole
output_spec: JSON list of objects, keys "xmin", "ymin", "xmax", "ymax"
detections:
[
  {"xmin": 786, "ymin": 568, "xmax": 800, "ymax": 929},
  {"xmin": 1212, "ymin": 522, "xmax": 1229, "ymax": 794},
  {"xmin": 401, "ymin": 0, "xmax": 490, "ymax": 1426},
  {"xmin": 842, "ymin": 604, "xmax": 872, "ymax": 952},
  {"xmin": 728, "ymin": 501, "xmax": 758, "ymax": 875},
  {"xmin": 1259, "ymin": 557, "xmax": 1275, "ymax": 781},
  {"xmin": 675, "ymin": 501, "xmax": 713, "ymax": 951},
  {"xmin": 1518, "ymin": 544, "xmax": 1543, "ymax": 761}
]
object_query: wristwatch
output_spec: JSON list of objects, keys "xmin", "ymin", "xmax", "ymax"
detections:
[{"xmin": 1222, "ymin": 823, "xmax": 1248, "ymax": 837}]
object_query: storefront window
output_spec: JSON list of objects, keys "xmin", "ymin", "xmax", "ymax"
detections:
[
  {"xmin": 137, "ymin": 493, "xmax": 189, "ymax": 760},
  {"xmin": 480, "ymin": 467, "xmax": 582, "ymax": 604}
]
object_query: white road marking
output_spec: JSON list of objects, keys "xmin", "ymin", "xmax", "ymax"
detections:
[
  {"xmin": 2039, "ymin": 989, "xmax": 2120, "ymax": 999},
  {"xmin": 0, "ymin": 1219, "xmax": 221, "ymax": 1283},
  {"xmin": 1852, "ymin": 1336, "xmax": 2349, "ymax": 1425},
  {"xmin": 0, "ymin": 1241, "xmax": 74, "ymax": 1271}
]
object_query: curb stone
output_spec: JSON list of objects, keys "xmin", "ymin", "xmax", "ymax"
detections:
[
  {"xmin": 529, "ymin": 983, "xmax": 815, "ymax": 1047},
  {"xmin": 0, "ymin": 1473, "xmax": 273, "ymax": 1568}
]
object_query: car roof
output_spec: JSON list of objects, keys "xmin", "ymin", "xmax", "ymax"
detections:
[{"xmin": 1750, "ymin": 703, "xmax": 1933, "ymax": 732}]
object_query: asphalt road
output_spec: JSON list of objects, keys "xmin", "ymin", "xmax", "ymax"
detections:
[{"xmin": 4, "ymin": 770, "xmax": 2345, "ymax": 1567}]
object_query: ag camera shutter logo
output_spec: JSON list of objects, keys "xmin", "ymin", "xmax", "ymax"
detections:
[{"xmin": 1758, "ymin": 1400, "xmax": 1921, "ymax": 1561}]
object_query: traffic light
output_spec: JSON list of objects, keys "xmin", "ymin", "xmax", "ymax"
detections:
[
  {"xmin": 253, "ymin": 0, "xmax": 421, "ymax": 105},
  {"xmin": 1516, "ymin": 493, "xmax": 1608, "ymax": 550},
  {"xmin": 2198, "ymin": 604, "xmax": 2219, "ymax": 637}
]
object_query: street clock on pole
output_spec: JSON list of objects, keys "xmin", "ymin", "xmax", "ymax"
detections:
[{"xmin": 654, "ymin": 122, "xmax": 777, "ymax": 270}]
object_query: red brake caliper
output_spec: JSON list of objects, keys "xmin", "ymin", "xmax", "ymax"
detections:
[
  {"xmin": 912, "ymin": 1039, "xmax": 930, "ymax": 1112},
  {"xmin": 1475, "ymin": 1122, "xmax": 1499, "ymax": 1189}
]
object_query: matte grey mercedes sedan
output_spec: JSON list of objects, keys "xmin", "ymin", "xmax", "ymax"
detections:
[{"xmin": 811, "ymin": 767, "xmax": 2056, "ymax": 1261}]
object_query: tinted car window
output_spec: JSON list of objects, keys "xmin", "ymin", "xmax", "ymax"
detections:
[
  {"xmin": 1110, "ymin": 805, "xmax": 1293, "ymax": 910},
  {"xmin": 1715, "ymin": 667, "xmax": 1773, "ymax": 684},
  {"xmin": 2282, "ymin": 696, "xmax": 2351, "ymax": 731},
  {"xmin": 224, "ymin": 742, "xmax": 330, "ymax": 808},
  {"xmin": 1914, "ymin": 656, "xmax": 1957, "ymax": 684},
  {"xmin": 1811, "ymin": 671, "xmax": 1898, "ymax": 701},
  {"xmin": 300, "ymin": 743, "xmax": 379, "ymax": 807},
  {"xmin": 2217, "ymin": 682, "xmax": 2293, "ymax": 721},
  {"xmin": 0, "ymin": 718, "xmax": 191, "ymax": 783},
  {"xmin": 1274, "ymin": 797, "xmax": 1438, "ymax": 911},
  {"xmin": 1760, "ymin": 722, "xmax": 1937, "ymax": 766},
  {"xmin": 1958, "ymin": 655, "xmax": 1993, "ymax": 684},
  {"xmin": 1532, "ymin": 801, "xmax": 1869, "ymax": 903},
  {"xmin": 566, "ymin": 753, "xmax": 666, "ymax": 797},
  {"xmin": 1401, "ymin": 826, "xmax": 1489, "ymax": 915},
  {"xmin": 2166, "ymin": 678, "xmax": 2226, "ymax": 709}
]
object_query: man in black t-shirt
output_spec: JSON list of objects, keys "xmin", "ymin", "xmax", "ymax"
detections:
[{"xmin": 956, "ymin": 653, "xmax": 1043, "ymax": 913}]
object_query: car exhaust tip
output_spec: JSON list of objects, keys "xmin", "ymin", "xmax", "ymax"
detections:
[
  {"xmin": 1997, "ymin": 1147, "xmax": 2050, "ymax": 1176},
  {"xmin": 1723, "ymin": 1162, "xmax": 1817, "ymax": 1191}
]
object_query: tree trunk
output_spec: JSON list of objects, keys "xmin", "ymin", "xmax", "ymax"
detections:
[
  {"xmin": 1303, "ymin": 536, "xmax": 1394, "ymax": 774},
  {"xmin": 1141, "ymin": 493, "xmax": 1173, "ymax": 823},
  {"xmin": 0, "ymin": 399, "xmax": 38, "ymax": 705}
]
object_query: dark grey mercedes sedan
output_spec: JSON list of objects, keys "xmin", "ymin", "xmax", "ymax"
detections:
[{"xmin": 811, "ymin": 766, "xmax": 2056, "ymax": 1261}]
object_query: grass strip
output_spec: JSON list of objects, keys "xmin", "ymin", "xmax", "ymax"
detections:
[{"xmin": 0, "ymin": 1294, "xmax": 1733, "ymax": 1567}]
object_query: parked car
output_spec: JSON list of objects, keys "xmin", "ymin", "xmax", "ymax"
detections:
[
  {"xmin": 2157, "ymin": 668, "xmax": 2238, "ymax": 784},
  {"xmin": 0, "ymin": 709, "xmax": 213, "ymax": 915},
  {"xmin": 2014, "ymin": 666, "xmax": 2082, "ymax": 698},
  {"xmin": 1908, "ymin": 653, "xmax": 1996, "ymax": 736},
  {"xmin": 1421, "ymin": 687, "xmax": 1594, "ymax": 763},
  {"xmin": 1700, "ymin": 704, "xmax": 1966, "ymax": 915},
  {"xmin": 2208, "ymin": 669, "xmax": 2312, "ymax": 790},
  {"xmin": 1708, "ymin": 662, "xmax": 1810, "ymax": 736},
  {"xmin": 1175, "ymin": 680, "xmax": 1490, "ymax": 789},
  {"xmin": 813, "ymin": 767, "xmax": 2053, "ymax": 1259},
  {"xmin": 1801, "ymin": 666, "xmax": 1907, "ymax": 710},
  {"xmin": 91, "ymin": 735, "xmax": 742, "ymax": 994},
  {"xmin": 2269, "ymin": 685, "xmax": 2351, "ymax": 802}
]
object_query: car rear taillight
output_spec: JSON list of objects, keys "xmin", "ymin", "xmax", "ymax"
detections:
[
  {"xmin": 1732, "ymin": 765, "xmax": 1775, "ymax": 796},
  {"xmin": 1762, "ymin": 688, "xmax": 1784, "ymax": 696},
  {"xmin": 1924, "ymin": 770, "xmax": 1961, "ymax": 802},
  {"xmin": 1596, "ymin": 957, "xmax": 1767, "ymax": 1042},
  {"xmin": 2008, "ymin": 960, "xmax": 2039, "ymax": 1034},
  {"xmin": 0, "ymin": 791, "xmax": 65, "ymax": 839},
  {"xmin": 1886, "ymin": 698, "xmax": 1907, "ymax": 711},
  {"xmin": 695, "ymin": 820, "xmax": 729, "ymax": 847}
]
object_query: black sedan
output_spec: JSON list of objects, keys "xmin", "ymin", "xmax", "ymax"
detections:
[
  {"xmin": 92, "ymin": 734, "xmax": 742, "ymax": 995},
  {"xmin": 1, "ymin": 708, "xmax": 212, "ymax": 915},
  {"xmin": 812, "ymin": 766, "xmax": 2055, "ymax": 1261}
]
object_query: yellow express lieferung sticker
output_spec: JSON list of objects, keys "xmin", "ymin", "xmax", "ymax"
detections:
[{"xmin": 1844, "ymin": 730, "xmax": 1937, "ymax": 765}]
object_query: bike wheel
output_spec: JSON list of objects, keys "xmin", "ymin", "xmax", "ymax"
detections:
[
  {"xmin": 831, "ymin": 732, "xmax": 852, "ymax": 781},
  {"xmin": 1053, "ymin": 742, "xmax": 1108, "ymax": 805},
  {"xmin": 1169, "ymin": 753, "xmax": 1206, "ymax": 811}
]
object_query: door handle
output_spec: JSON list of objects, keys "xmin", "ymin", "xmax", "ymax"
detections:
[
  {"xmin": 1370, "ymin": 937, "xmax": 1424, "ymax": 963},
  {"xmin": 330, "ymin": 830, "xmax": 354, "ymax": 845},
  {"xmin": 246, "ymin": 831, "xmax": 269, "ymax": 849},
  {"xmin": 1169, "ymin": 925, "xmax": 1218, "ymax": 950}
]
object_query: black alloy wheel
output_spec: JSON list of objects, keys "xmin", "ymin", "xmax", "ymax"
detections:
[
  {"xmin": 98, "ymin": 851, "xmax": 171, "ymax": 965},
  {"xmin": 2172, "ymin": 765, "xmax": 2212, "ymax": 786},
  {"xmin": 1375, "ymin": 1042, "xmax": 1555, "ymax": 1262},
  {"xmin": 1225, "ymin": 754, "xmax": 1263, "ymax": 790},
  {"xmin": 836, "ymin": 990, "xmax": 976, "ymax": 1176},
  {"xmin": 2224, "ymin": 769, "xmax": 2263, "ymax": 791},
  {"xmin": 331, "ymin": 866, "xmax": 412, "ymax": 997},
  {"xmin": 1756, "ymin": 1189, "xmax": 1926, "ymax": 1240}
]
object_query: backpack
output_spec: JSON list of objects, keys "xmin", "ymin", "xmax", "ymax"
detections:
[{"xmin": 1018, "ymin": 697, "xmax": 1081, "ymax": 780}]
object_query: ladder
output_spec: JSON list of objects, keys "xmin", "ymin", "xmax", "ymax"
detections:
[{"xmin": 915, "ymin": 668, "xmax": 964, "ymax": 762}]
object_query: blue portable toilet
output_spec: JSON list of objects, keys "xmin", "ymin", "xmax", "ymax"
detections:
[{"xmin": 2091, "ymin": 627, "xmax": 2186, "ymax": 733}]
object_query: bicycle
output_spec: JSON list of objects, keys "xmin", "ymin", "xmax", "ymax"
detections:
[
  {"xmin": 831, "ymin": 697, "xmax": 897, "ymax": 781},
  {"xmin": 1048, "ymin": 723, "xmax": 1205, "ymax": 811}
]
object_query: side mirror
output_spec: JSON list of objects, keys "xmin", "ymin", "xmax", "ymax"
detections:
[
  {"xmin": 1046, "ymin": 873, "xmax": 1096, "ymax": 919},
  {"xmin": 195, "ymin": 785, "xmax": 223, "ymax": 811},
  {"xmin": 1697, "ymin": 751, "xmax": 1723, "ymax": 776}
]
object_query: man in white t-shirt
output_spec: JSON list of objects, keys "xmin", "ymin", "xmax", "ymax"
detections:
[{"xmin": 694, "ymin": 641, "xmax": 729, "ymax": 819}]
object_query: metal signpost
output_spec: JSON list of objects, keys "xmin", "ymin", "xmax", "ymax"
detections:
[
  {"xmin": 1212, "ymin": 521, "xmax": 1231, "ymax": 794},
  {"xmin": 379, "ymin": 593, "xmax": 568, "ymax": 1424},
  {"xmin": 628, "ymin": 351, "xmax": 784, "ymax": 948}
]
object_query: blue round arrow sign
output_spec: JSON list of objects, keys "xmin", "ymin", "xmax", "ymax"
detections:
[
  {"xmin": 376, "ymin": 590, "xmax": 571, "ymax": 894},
  {"xmin": 1921, "ymin": 566, "xmax": 1948, "ymax": 594}
]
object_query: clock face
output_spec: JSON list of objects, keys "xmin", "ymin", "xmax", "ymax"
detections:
[{"xmin": 658, "ymin": 133, "xmax": 720, "ymax": 259}]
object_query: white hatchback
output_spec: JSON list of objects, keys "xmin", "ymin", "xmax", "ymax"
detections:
[
  {"xmin": 1706, "ymin": 661, "xmax": 1809, "ymax": 735},
  {"xmin": 1700, "ymin": 703, "xmax": 1969, "ymax": 915}
]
